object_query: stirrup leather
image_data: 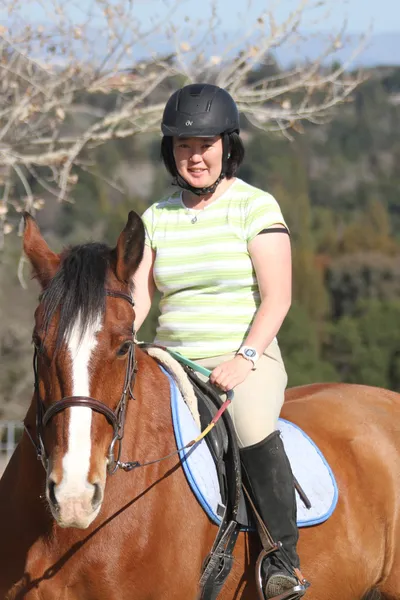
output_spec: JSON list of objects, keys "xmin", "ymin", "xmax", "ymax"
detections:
[{"xmin": 255, "ymin": 550, "xmax": 310, "ymax": 600}]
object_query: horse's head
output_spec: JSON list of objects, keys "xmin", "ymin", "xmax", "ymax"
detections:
[{"xmin": 23, "ymin": 211, "xmax": 145, "ymax": 529}]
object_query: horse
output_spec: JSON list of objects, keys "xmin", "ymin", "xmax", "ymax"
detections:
[{"xmin": 0, "ymin": 210, "xmax": 399, "ymax": 600}]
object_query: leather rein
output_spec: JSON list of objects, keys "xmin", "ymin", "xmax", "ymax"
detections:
[{"xmin": 24, "ymin": 290, "xmax": 138, "ymax": 475}]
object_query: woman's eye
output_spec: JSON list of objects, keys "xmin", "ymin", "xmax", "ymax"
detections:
[{"xmin": 117, "ymin": 342, "xmax": 132, "ymax": 357}]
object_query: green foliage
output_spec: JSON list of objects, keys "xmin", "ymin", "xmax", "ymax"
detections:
[
  {"xmin": 326, "ymin": 300, "xmax": 400, "ymax": 389},
  {"xmin": 326, "ymin": 253, "xmax": 400, "ymax": 318},
  {"xmin": 279, "ymin": 304, "xmax": 338, "ymax": 386}
]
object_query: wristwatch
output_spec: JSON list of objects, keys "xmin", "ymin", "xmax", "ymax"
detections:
[{"xmin": 236, "ymin": 346, "xmax": 260, "ymax": 369}]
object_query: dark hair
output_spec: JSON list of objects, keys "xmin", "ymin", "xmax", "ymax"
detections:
[
  {"xmin": 160, "ymin": 132, "xmax": 245, "ymax": 180},
  {"xmin": 226, "ymin": 132, "xmax": 245, "ymax": 178}
]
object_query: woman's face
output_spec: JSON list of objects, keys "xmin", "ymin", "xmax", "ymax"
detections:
[{"xmin": 173, "ymin": 136, "xmax": 223, "ymax": 188}]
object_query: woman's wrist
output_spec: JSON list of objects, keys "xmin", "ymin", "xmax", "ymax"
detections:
[
  {"xmin": 236, "ymin": 345, "xmax": 261, "ymax": 369},
  {"xmin": 234, "ymin": 353, "xmax": 255, "ymax": 369}
]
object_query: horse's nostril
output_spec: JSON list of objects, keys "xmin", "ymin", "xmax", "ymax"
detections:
[
  {"xmin": 48, "ymin": 479, "xmax": 59, "ymax": 511},
  {"xmin": 92, "ymin": 483, "xmax": 103, "ymax": 509}
]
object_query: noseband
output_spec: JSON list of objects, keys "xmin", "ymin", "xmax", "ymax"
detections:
[{"xmin": 25, "ymin": 290, "xmax": 137, "ymax": 475}]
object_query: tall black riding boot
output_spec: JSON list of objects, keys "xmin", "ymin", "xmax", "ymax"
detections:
[{"xmin": 240, "ymin": 430, "xmax": 303, "ymax": 599}]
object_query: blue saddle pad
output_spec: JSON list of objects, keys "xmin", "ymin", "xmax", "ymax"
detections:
[{"xmin": 163, "ymin": 367, "xmax": 338, "ymax": 528}]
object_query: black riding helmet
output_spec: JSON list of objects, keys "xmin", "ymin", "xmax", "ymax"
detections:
[{"xmin": 161, "ymin": 83, "xmax": 243, "ymax": 196}]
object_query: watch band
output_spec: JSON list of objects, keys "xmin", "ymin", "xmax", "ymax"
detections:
[{"xmin": 236, "ymin": 346, "xmax": 260, "ymax": 369}]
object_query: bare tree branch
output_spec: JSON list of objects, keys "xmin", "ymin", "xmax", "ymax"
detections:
[{"xmin": 0, "ymin": 0, "xmax": 366, "ymax": 238}]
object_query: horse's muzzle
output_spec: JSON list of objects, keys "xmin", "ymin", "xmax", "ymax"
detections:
[{"xmin": 46, "ymin": 476, "xmax": 104, "ymax": 529}]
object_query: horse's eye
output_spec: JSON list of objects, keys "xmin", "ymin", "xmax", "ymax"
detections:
[{"xmin": 117, "ymin": 341, "xmax": 132, "ymax": 357}]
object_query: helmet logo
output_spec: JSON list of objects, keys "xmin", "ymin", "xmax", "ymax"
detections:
[{"xmin": 185, "ymin": 120, "xmax": 193, "ymax": 126}]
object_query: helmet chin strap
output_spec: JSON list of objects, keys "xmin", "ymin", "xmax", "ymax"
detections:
[
  {"xmin": 172, "ymin": 133, "xmax": 230, "ymax": 198},
  {"xmin": 174, "ymin": 172, "xmax": 225, "ymax": 197}
]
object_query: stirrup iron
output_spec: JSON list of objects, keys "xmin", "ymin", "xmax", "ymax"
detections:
[{"xmin": 255, "ymin": 550, "xmax": 309, "ymax": 600}]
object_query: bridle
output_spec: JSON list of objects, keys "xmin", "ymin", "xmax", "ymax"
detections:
[
  {"xmin": 25, "ymin": 289, "xmax": 233, "ymax": 479},
  {"xmin": 24, "ymin": 290, "xmax": 137, "ymax": 475}
]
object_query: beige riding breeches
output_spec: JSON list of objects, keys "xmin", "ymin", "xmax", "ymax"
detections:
[{"xmin": 195, "ymin": 340, "xmax": 288, "ymax": 449}]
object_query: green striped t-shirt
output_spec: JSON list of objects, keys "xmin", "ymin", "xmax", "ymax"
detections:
[{"xmin": 141, "ymin": 178, "xmax": 288, "ymax": 359}]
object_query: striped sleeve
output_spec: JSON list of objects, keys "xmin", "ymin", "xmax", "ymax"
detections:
[
  {"xmin": 244, "ymin": 192, "xmax": 288, "ymax": 242},
  {"xmin": 141, "ymin": 205, "xmax": 155, "ymax": 248}
]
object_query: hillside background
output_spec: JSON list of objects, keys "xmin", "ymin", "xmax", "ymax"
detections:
[{"xmin": 0, "ymin": 61, "xmax": 399, "ymax": 420}]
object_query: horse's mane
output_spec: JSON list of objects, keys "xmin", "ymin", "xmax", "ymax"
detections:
[{"xmin": 41, "ymin": 242, "xmax": 111, "ymax": 350}]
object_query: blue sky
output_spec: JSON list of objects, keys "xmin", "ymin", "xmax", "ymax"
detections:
[
  {"xmin": 4, "ymin": 0, "xmax": 399, "ymax": 66},
  {"xmin": 133, "ymin": 0, "xmax": 399, "ymax": 35},
  {"xmin": 12, "ymin": 0, "xmax": 400, "ymax": 35},
  {"xmin": 111, "ymin": 0, "xmax": 400, "ymax": 66},
  {"xmin": 328, "ymin": 0, "xmax": 399, "ymax": 34}
]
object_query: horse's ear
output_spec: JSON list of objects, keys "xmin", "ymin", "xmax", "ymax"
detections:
[
  {"xmin": 112, "ymin": 211, "xmax": 145, "ymax": 283},
  {"xmin": 22, "ymin": 212, "xmax": 60, "ymax": 288}
]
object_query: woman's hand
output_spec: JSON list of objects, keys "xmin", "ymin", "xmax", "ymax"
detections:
[{"xmin": 209, "ymin": 355, "xmax": 253, "ymax": 392}]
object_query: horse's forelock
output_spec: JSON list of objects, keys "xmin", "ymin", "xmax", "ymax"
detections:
[{"xmin": 41, "ymin": 243, "xmax": 111, "ymax": 350}]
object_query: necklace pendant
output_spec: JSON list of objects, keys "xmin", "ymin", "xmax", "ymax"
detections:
[{"xmin": 191, "ymin": 216, "xmax": 197, "ymax": 224}]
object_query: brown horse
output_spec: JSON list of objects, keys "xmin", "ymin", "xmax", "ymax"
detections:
[{"xmin": 0, "ymin": 210, "xmax": 399, "ymax": 600}]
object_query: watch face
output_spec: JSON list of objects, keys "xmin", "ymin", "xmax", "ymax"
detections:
[{"xmin": 244, "ymin": 348, "xmax": 256, "ymax": 358}]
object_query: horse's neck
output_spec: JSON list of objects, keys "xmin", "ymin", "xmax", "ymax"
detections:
[{"xmin": 0, "ymin": 400, "xmax": 51, "ymax": 536}]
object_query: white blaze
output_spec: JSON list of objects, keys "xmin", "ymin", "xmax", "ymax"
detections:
[{"xmin": 60, "ymin": 313, "xmax": 102, "ymax": 493}]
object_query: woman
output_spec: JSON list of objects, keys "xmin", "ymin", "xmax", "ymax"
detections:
[{"xmin": 133, "ymin": 83, "xmax": 303, "ymax": 599}]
